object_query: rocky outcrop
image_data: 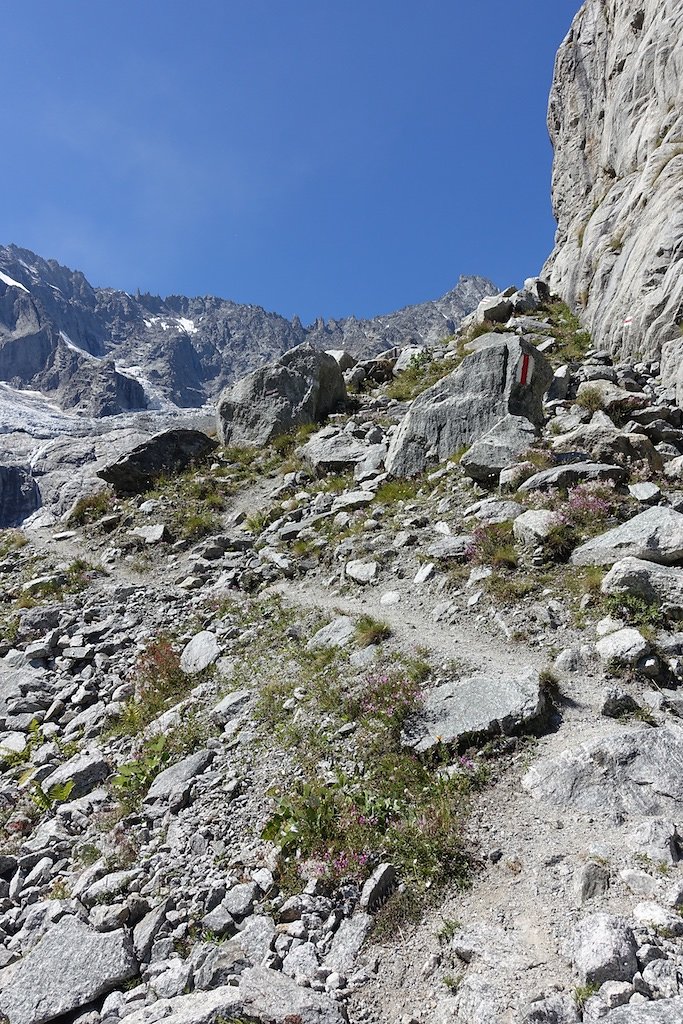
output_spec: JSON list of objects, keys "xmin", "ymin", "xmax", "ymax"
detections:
[
  {"xmin": 216, "ymin": 344, "xmax": 347, "ymax": 447},
  {"xmin": 97, "ymin": 429, "xmax": 218, "ymax": 495},
  {"xmin": 0, "ymin": 916, "xmax": 138, "ymax": 1024},
  {"xmin": 570, "ymin": 507, "xmax": 683, "ymax": 567},
  {"xmin": 385, "ymin": 335, "xmax": 552, "ymax": 478},
  {"xmin": 544, "ymin": 0, "xmax": 683, "ymax": 371}
]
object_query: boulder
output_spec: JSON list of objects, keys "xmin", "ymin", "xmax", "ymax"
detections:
[
  {"xmin": 345, "ymin": 560, "xmax": 377, "ymax": 584},
  {"xmin": 576, "ymin": 380, "xmax": 647, "ymax": 416},
  {"xmin": 552, "ymin": 416, "xmax": 662, "ymax": 471},
  {"xmin": 475, "ymin": 293, "xmax": 513, "ymax": 324},
  {"xmin": 628, "ymin": 482, "xmax": 661, "ymax": 504},
  {"xmin": 595, "ymin": 627, "xmax": 649, "ymax": 667},
  {"xmin": 572, "ymin": 913, "xmax": 638, "ymax": 986},
  {"xmin": 306, "ymin": 616, "xmax": 356, "ymax": 649},
  {"xmin": 571, "ymin": 507, "xmax": 683, "ymax": 567},
  {"xmin": 129, "ymin": 523, "xmax": 168, "ymax": 544},
  {"xmin": 523, "ymin": 724, "xmax": 683, "ymax": 817},
  {"xmin": 601, "ymin": 557, "xmax": 683, "ymax": 615},
  {"xmin": 325, "ymin": 349, "xmax": 356, "ymax": 371},
  {"xmin": 602, "ymin": 1000, "xmax": 683, "ymax": 1022},
  {"xmin": 98, "ymin": 429, "xmax": 218, "ymax": 495},
  {"xmin": 41, "ymin": 749, "xmax": 110, "ymax": 799},
  {"xmin": 513, "ymin": 509, "xmax": 558, "ymax": 546},
  {"xmin": 144, "ymin": 749, "xmax": 214, "ymax": 811},
  {"xmin": 460, "ymin": 415, "xmax": 539, "ymax": 484},
  {"xmin": 471, "ymin": 499, "xmax": 524, "ymax": 524},
  {"xmin": 517, "ymin": 462, "xmax": 627, "ymax": 492},
  {"xmin": 393, "ymin": 345, "xmax": 428, "ymax": 375},
  {"xmin": 0, "ymin": 916, "xmax": 138, "ymax": 1024},
  {"xmin": 301, "ymin": 428, "xmax": 370, "ymax": 473},
  {"xmin": 216, "ymin": 343, "xmax": 346, "ymax": 447},
  {"xmin": 426, "ymin": 535, "xmax": 471, "ymax": 560},
  {"xmin": 522, "ymin": 995, "xmax": 579, "ymax": 1023},
  {"xmin": 385, "ymin": 336, "xmax": 552, "ymax": 478},
  {"xmin": 324, "ymin": 914, "xmax": 373, "ymax": 974},
  {"xmin": 359, "ymin": 862, "xmax": 397, "ymax": 911},
  {"xmin": 401, "ymin": 668, "xmax": 547, "ymax": 752},
  {"xmin": 180, "ymin": 631, "xmax": 221, "ymax": 674}
]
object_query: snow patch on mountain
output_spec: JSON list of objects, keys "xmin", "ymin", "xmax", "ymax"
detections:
[{"xmin": 0, "ymin": 270, "xmax": 29, "ymax": 293}]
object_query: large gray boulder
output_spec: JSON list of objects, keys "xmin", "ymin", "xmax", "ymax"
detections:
[
  {"xmin": 122, "ymin": 967, "xmax": 346, "ymax": 1023},
  {"xmin": 144, "ymin": 749, "xmax": 215, "ymax": 811},
  {"xmin": 40, "ymin": 748, "xmax": 110, "ymax": 799},
  {"xmin": 0, "ymin": 916, "xmax": 138, "ymax": 1024},
  {"xmin": 601, "ymin": 557, "xmax": 683, "ymax": 615},
  {"xmin": 460, "ymin": 415, "xmax": 539, "ymax": 484},
  {"xmin": 552, "ymin": 414, "xmax": 662, "ymax": 472},
  {"xmin": 523, "ymin": 725, "xmax": 683, "ymax": 817},
  {"xmin": 603, "ymin": 1001, "xmax": 683, "ymax": 1022},
  {"xmin": 97, "ymin": 429, "xmax": 218, "ymax": 495},
  {"xmin": 301, "ymin": 427, "xmax": 372, "ymax": 473},
  {"xmin": 571, "ymin": 507, "xmax": 683, "ymax": 567},
  {"xmin": 216, "ymin": 343, "xmax": 347, "ymax": 447},
  {"xmin": 401, "ymin": 668, "xmax": 547, "ymax": 752},
  {"xmin": 385, "ymin": 336, "xmax": 552, "ymax": 478},
  {"xmin": 572, "ymin": 913, "xmax": 638, "ymax": 986},
  {"xmin": 517, "ymin": 462, "xmax": 627, "ymax": 493}
]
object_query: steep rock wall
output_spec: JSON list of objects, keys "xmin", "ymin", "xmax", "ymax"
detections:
[{"xmin": 544, "ymin": 0, "xmax": 683, "ymax": 372}]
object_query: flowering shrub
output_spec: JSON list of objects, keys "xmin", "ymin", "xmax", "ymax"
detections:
[
  {"xmin": 359, "ymin": 672, "xmax": 423, "ymax": 730},
  {"xmin": 558, "ymin": 483, "xmax": 616, "ymax": 529},
  {"xmin": 263, "ymin": 667, "xmax": 485, "ymax": 894}
]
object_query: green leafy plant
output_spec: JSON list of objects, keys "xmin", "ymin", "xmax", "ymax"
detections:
[
  {"xmin": 112, "ymin": 735, "xmax": 169, "ymax": 808},
  {"xmin": 540, "ymin": 300, "xmax": 592, "ymax": 363},
  {"xmin": 573, "ymin": 983, "xmax": 599, "ymax": 1010},
  {"xmin": 30, "ymin": 779, "xmax": 75, "ymax": 811},
  {"xmin": 437, "ymin": 918, "xmax": 461, "ymax": 944},
  {"xmin": 0, "ymin": 530, "xmax": 28, "ymax": 557},
  {"xmin": 374, "ymin": 478, "xmax": 423, "ymax": 504},
  {"xmin": 2, "ymin": 718, "xmax": 44, "ymax": 767},
  {"xmin": 113, "ymin": 636, "xmax": 187, "ymax": 736},
  {"xmin": 603, "ymin": 592, "xmax": 665, "ymax": 632}
]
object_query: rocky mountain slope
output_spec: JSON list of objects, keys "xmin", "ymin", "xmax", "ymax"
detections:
[
  {"xmin": 0, "ymin": 244, "xmax": 493, "ymax": 416},
  {"xmin": 3, "ymin": 288, "xmax": 683, "ymax": 1023},
  {"xmin": 544, "ymin": 0, "xmax": 683, "ymax": 372}
]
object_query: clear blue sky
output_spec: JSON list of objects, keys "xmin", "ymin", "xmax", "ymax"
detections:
[{"xmin": 2, "ymin": 1, "xmax": 580, "ymax": 323}]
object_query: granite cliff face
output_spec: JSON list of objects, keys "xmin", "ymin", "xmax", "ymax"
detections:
[
  {"xmin": 0, "ymin": 244, "xmax": 493, "ymax": 416},
  {"xmin": 544, "ymin": 0, "xmax": 683, "ymax": 372}
]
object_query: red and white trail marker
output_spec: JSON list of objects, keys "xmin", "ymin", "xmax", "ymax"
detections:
[
  {"xmin": 624, "ymin": 315, "xmax": 633, "ymax": 327},
  {"xmin": 516, "ymin": 352, "xmax": 534, "ymax": 385}
]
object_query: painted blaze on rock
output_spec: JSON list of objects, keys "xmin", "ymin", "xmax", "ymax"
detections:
[{"xmin": 385, "ymin": 336, "xmax": 552, "ymax": 478}]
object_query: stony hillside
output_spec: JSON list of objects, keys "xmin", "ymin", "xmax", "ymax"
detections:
[
  {"xmin": 0, "ymin": 244, "xmax": 493, "ymax": 416},
  {"xmin": 2, "ymin": 282, "xmax": 683, "ymax": 1023},
  {"xmin": 543, "ymin": 0, "xmax": 683, "ymax": 374}
]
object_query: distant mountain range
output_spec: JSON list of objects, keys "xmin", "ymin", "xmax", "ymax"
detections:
[{"xmin": 0, "ymin": 244, "xmax": 495, "ymax": 416}]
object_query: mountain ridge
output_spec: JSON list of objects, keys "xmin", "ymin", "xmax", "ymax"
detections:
[{"xmin": 0, "ymin": 242, "xmax": 495, "ymax": 416}]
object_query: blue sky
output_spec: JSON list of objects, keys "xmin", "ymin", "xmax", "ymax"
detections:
[{"xmin": 2, "ymin": 1, "xmax": 580, "ymax": 322}]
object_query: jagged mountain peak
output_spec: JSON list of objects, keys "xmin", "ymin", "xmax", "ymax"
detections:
[{"xmin": 0, "ymin": 243, "xmax": 496, "ymax": 416}]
